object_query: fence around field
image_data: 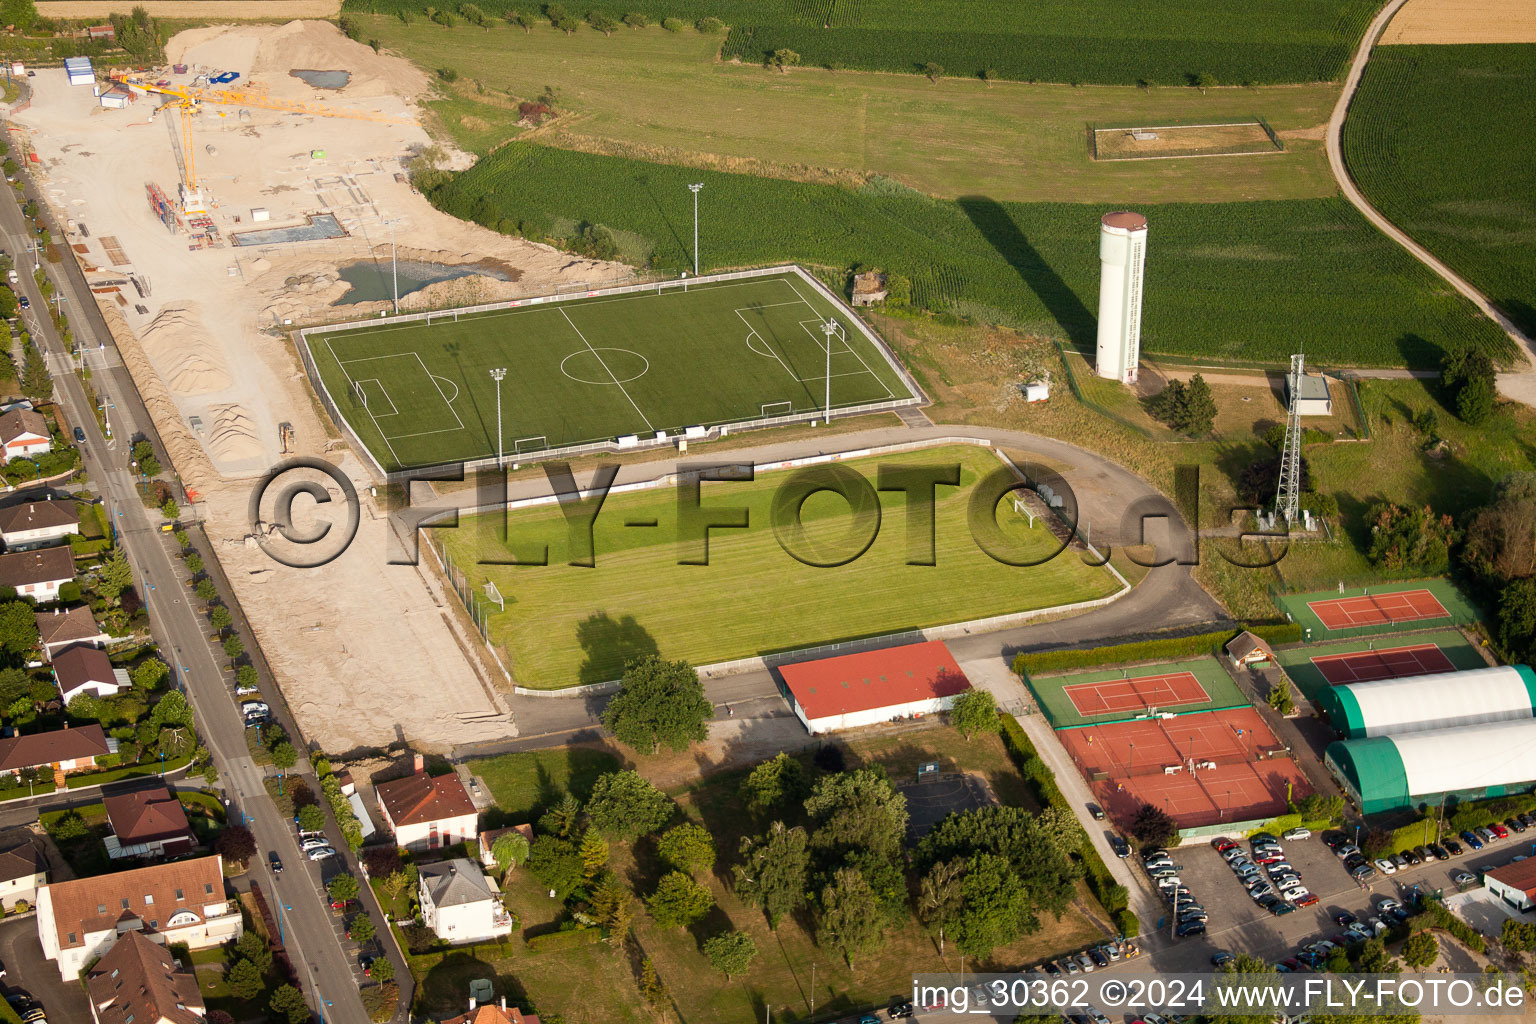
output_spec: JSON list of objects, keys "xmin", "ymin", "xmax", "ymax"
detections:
[
  {"xmin": 296, "ymin": 263, "xmax": 927, "ymax": 483},
  {"xmin": 1268, "ymin": 576, "xmax": 1483, "ymax": 642},
  {"xmin": 1088, "ymin": 117, "xmax": 1284, "ymax": 162},
  {"xmin": 1021, "ymin": 655, "xmax": 1251, "ymax": 731},
  {"xmin": 414, "ymin": 436, "xmax": 1132, "ymax": 694}
]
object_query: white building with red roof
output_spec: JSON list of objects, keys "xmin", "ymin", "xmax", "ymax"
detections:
[
  {"xmin": 776, "ymin": 640, "xmax": 972, "ymax": 734},
  {"xmin": 375, "ymin": 754, "xmax": 479, "ymax": 852}
]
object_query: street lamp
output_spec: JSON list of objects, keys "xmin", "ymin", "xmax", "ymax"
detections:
[
  {"xmin": 489, "ymin": 367, "xmax": 507, "ymax": 466},
  {"xmin": 386, "ymin": 218, "xmax": 400, "ymax": 314},
  {"xmin": 688, "ymin": 182, "xmax": 703, "ymax": 276},
  {"xmin": 821, "ymin": 318, "xmax": 837, "ymax": 424}
]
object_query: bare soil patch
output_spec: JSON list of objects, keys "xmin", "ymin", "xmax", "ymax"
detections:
[
  {"xmin": 1382, "ymin": 0, "xmax": 1536, "ymax": 43},
  {"xmin": 38, "ymin": 0, "xmax": 340, "ymax": 17},
  {"xmin": 1093, "ymin": 120, "xmax": 1281, "ymax": 161}
]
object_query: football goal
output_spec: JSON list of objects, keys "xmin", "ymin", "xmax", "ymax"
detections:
[{"xmin": 761, "ymin": 401, "xmax": 794, "ymax": 418}]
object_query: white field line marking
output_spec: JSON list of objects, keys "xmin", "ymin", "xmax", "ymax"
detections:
[
  {"xmin": 357, "ymin": 379, "xmax": 399, "ymax": 417},
  {"xmin": 412, "ymin": 352, "xmax": 466, "ymax": 431},
  {"xmin": 560, "ymin": 307, "xmax": 655, "ymax": 432},
  {"xmin": 321, "ymin": 336, "xmax": 402, "ymax": 467},
  {"xmin": 786, "ymin": 282, "xmax": 897, "ymax": 401}
]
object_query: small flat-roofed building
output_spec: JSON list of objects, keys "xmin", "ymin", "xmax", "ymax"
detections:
[
  {"xmin": 1290, "ymin": 373, "xmax": 1333, "ymax": 417},
  {"xmin": 776, "ymin": 640, "xmax": 972, "ymax": 734},
  {"xmin": 1485, "ymin": 859, "xmax": 1536, "ymax": 912}
]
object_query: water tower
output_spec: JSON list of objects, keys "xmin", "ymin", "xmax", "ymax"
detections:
[{"xmin": 1095, "ymin": 211, "xmax": 1148, "ymax": 384}]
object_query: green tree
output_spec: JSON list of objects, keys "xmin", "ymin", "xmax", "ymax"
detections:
[
  {"xmin": 770, "ymin": 48, "xmax": 800, "ymax": 71},
  {"xmin": 47, "ymin": 810, "xmax": 88, "ymax": 841},
  {"xmin": 579, "ymin": 829, "xmax": 610, "ymax": 880},
  {"xmin": 0, "ymin": 601, "xmax": 37, "ymax": 660},
  {"xmin": 226, "ymin": 957, "xmax": 264, "ymax": 1000},
  {"xmin": 953, "ymin": 852, "xmax": 1035, "ymax": 957},
  {"xmin": 491, "ymin": 830, "xmax": 530, "ymax": 873},
  {"xmin": 1182, "ymin": 374, "xmax": 1217, "ymax": 434},
  {"xmin": 327, "ymin": 874, "xmax": 360, "ymax": 903},
  {"xmin": 601, "ymin": 655, "xmax": 711, "ymax": 754},
  {"xmin": 0, "ymin": 288, "xmax": 14, "ymax": 320},
  {"xmin": 98, "ymin": 551, "xmax": 132, "ymax": 604},
  {"xmin": 1194, "ymin": 71, "xmax": 1217, "ymax": 93},
  {"xmin": 734, "ymin": 821, "xmax": 810, "ymax": 927},
  {"xmin": 647, "ymin": 870, "xmax": 714, "ymax": 928},
  {"xmin": 1267, "ymin": 680, "xmax": 1295, "ymax": 715},
  {"xmin": 741, "ymin": 751, "xmax": 804, "ymax": 813},
  {"xmin": 510, "ymin": 9, "xmax": 536, "ymax": 31},
  {"xmin": 297, "ymin": 804, "xmax": 326, "ymax": 833},
  {"xmin": 369, "ymin": 954, "xmax": 394, "ymax": 983},
  {"xmin": 657, "ymin": 822, "xmax": 715, "ymax": 875},
  {"xmin": 554, "ymin": 12, "xmax": 578, "ymax": 33},
  {"xmin": 590, "ymin": 871, "xmax": 635, "ymax": 933},
  {"xmin": 703, "ymin": 930, "xmax": 758, "ymax": 979},
  {"xmin": 131, "ymin": 658, "xmax": 169, "ymax": 691},
  {"xmin": 195, "ymin": 580, "xmax": 218, "ymax": 602},
  {"xmin": 587, "ymin": 10, "xmax": 617, "ymax": 34},
  {"xmin": 1034, "ymin": 805, "xmax": 1087, "ymax": 863},
  {"xmin": 19, "ymin": 344, "xmax": 48, "ymax": 401},
  {"xmin": 622, "ymin": 11, "xmax": 646, "ymax": 27},
  {"xmin": 348, "ymin": 913, "xmax": 375, "ymax": 944},
  {"xmin": 1462, "ymin": 473, "xmax": 1536, "ymax": 585},
  {"xmin": 223, "ymin": 635, "xmax": 244, "ymax": 661},
  {"xmin": 214, "ymin": 824, "xmax": 256, "ymax": 866},
  {"xmin": 1499, "ymin": 577, "xmax": 1536, "ymax": 664},
  {"xmin": 1366, "ymin": 502, "xmax": 1456, "ymax": 574},
  {"xmin": 1150, "ymin": 378, "xmax": 1188, "ymax": 429},
  {"xmin": 949, "ymin": 688, "xmax": 998, "ymax": 739},
  {"xmin": 803, "ymin": 766, "xmax": 908, "ymax": 859},
  {"xmin": 528, "ymin": 835, "xmax": 585, "ymax": 900},
  {"xmin": 183, "ymin": 553, "xmax": 203, "ymax": 575},
  {"xmin": 269, "ymin": 984, "xmax": 310, "ymax": 1024},
  {"xmin": 1402, "ymin": 930, "xmax": 1438, "ymax": 969},
  {"xmin": 210, "ymin": 606, "xmax": 233, "ymax": 631},
  {"xmin": 1129, "ymin": 802, "xmax": 1177, "ymax": 848},
  {"xmin": 234, "ymin": 930, "xmax": 272, "ymax": 974},
  {"xmin": 923, "ymin": 61, "xmax": 944, "ymax": 82},
  {"xmin": 1443, "ymin": 347, "xmax": 1498, "ymax": 425},
  {"xmin": 815, "ymin": 865, "xmax": 882, "ymax": 965},
  {"xmin": 1503, "ymin": 918, "xmax": 1536, "ymax": 952},
  {"xmin": 236, "ymin": 664, "xmax": 259, "ymax": 690},
  {"xmin": 640, "ymin": 957, "xmax": 669, "ymax": 1011},
  {"xmin": 537, "ymin": 791, "xmax": 583, "ymax": 839},
  {"xmin": 160, "ymin": 498, "xmax": 178, "ymax": 520},
  {"xmin": 586, "ymin": 770, "xmax": 672, "ymax": 841},
  {"xmin": 150, "ymin": 690, "xmax": 193, "ymax": 729},
  {"xmin": 917, "ymin": 857, "xmax": 964, "ymax": 952},
  {"xmin": 270, "ymin": 741, "xmax": 297, "ymax": 774}
]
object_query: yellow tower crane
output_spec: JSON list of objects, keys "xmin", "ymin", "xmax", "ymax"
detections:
[{"xmin": 112, "ymin": 73, "xmax": 417, "ymax": 215}]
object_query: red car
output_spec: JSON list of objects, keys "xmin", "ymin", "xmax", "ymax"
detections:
[
  {"xmin": 1296, "ymin": 892, "xmax": 1320, "ymax": 907},
  {"xmin": 1212, "ymin": 838, "xmax": 1237, "ymax": 852},
  {"xmin": 1491, "ymin": 823, "xmax": 1511, "ymax": 839}
]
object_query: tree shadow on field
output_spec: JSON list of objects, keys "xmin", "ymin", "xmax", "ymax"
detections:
[
  {"xmin": 957, "ymin": 195, "xmax": 1096, "ymax": 352},
  {"xmin": 575, "ymin": 611, "xmax": 659, "ymax": 686}
]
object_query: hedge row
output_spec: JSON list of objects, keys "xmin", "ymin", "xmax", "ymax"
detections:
[
  {"xmin": 66, "ymin": 752, "xmax": 192, "ymax": 788},
  {"xmin": 1380, "ymin": 791, "xmax": 1536, "ymax": 853},
  {"xmin": 1012, "ymin": 623, "xmax": 1301, "ymax": 676},
  {"xmin": 1418, "ymin": 901, "xmax": 1487, "ymax": 954},
  {"xmin": 524, "ymin": 926, "xmax": 604, "ymax": 954},
  {"xmin": 998, "ymin": 714, "xmax": 1127, "ymax": 921}
]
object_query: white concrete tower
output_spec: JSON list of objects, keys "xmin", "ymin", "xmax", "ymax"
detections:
[{"xmin": 1095, "ymin": 210, "xmax": 1148, "ymax": 383}]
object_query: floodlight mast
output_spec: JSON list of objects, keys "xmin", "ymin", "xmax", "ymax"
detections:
[
  {"xmin": 821, "ymin": 319, "xmax": 838, "ymax": 424},
  {"xmin": 490, "ymin": 367, "xmax": 507, "ymax": 465},
  {"xmin": 688, "ymin": 182, "xmax": 703, "ymax": 276}
]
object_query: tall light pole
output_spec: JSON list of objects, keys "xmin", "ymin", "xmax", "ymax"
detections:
[
  {"xmin": 489, "ymin": 367, "xmax": 507, "ymax": 465},
  {"xmin": 387, "ymin": 218, "xmax": 400, "ymax": 314},
  {"xmin": 688, "ymin": 182, "xmax": 703, "ymax": 276},
  {"xmin": 821, "ymin": 318, "xmax": 839, "ymax": 424}
]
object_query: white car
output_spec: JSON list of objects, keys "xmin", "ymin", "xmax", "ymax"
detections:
[
  {"xmin": 300, "ymin": 837, "xmax": 329, "ymax": 851},
  {"xmin": 1282, "ymin": 826, "xmax": 1312, "ymax": 840},
  {"xmin": 241, "ymin": 701, "xmax": 270, "ymax": 715},
  {"xmin": 236, "ymin": 684, "xmax": 261, "ymax": 696},
  {"xmin": 1281, "ymin": 885, "xmax": 1309, "ymax": 902},
  {"xmin": 306, "ymin": 846, "xmax": 336, "ymax": 861},
  {"xmin": 1373, "ymin": 857, "xmax": 1397, "ymax": 875}
]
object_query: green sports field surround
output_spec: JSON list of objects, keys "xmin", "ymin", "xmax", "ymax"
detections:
[
  {"xmin": 1273, "ymin": 628, "xmax": 1486, "ymax": 703},
  {"xmin": 306, "ymin": 271, "xmax": 915, "ymax": 472},
  {"xmin": 1021, "ymin": 657, "xmax": 1246, "ymax": 731}
]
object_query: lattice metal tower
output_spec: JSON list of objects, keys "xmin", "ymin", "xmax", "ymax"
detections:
[{"xmin": 1276, "ymin": 353, "xmax": 1305, "ymax": 523}]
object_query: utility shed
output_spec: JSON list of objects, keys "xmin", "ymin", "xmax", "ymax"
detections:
[{"xmin": 1290, "ymin": 373, "xmax": 1333, "ymax": 416}]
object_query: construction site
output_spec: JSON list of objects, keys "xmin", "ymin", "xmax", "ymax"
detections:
[{"xmin": 9, "ymin": 20, "xmax": 634, "ymax": 752}]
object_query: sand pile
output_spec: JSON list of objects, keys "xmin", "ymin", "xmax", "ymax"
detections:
[
  {"xmin": 141, "ymin": 304, "xmax": 233, "ymax": 395},
  {"xmin": 207, "ymin": 404, "xmax": 263, "ymax": 463},
  {"xmin": 255, "ymin": 21, "xmax": 428, "ymax": 99}
]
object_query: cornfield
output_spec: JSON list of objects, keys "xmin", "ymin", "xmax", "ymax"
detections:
[
  {"xmin": 342, "ymin": 0, "xmax": 1379, "ymax": 85},
  {"xmin": 1343, "ymin": 44, "xmax": 1536, "ymax": 340},
  {"xmin": 431, "ymin": 142, "xmax": 1513, "ymax": 367}
]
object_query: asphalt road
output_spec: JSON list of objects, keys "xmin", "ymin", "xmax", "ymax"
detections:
[{"xmin": 0, "ymin": 185, "xmax": 372, "ymax": 1022}]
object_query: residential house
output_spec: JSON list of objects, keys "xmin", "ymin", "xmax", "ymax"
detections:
[
  {"xmin": 440, "ymin": 1000, "xmax": 540, "ymax": 1024},
  {"xmin": 1225, "ymin": 631, "xmax": 1277, "ymax": 669},
  {"xmin": 0, "ymin": 722, "xmax": 110, "ymax": 781},
  {"xmin": 0, "ymin": 843, "xmax": 46, "ymax": 911},
  {"xmin": 417, "ymin": 858, "xmax": 513, "ymax": 944},
  {"xmin": 477, "ymin": 824, "xmax": 533, "ymax": 871},
  {"xmin": 36, "ymin": 854, "xmax": 241, "ymax": 980},
  {"xmin": 36, "ymin": 605, "xmax": 110, "ymax": 661},
  {"xmin": 0, "ymin": 498, "xmax": 79, "ymax": 551},
  {"xmin": 1485, "ymin": 859, "xmax": 1536, "ymax": 912},
  {"xmin": 54, "ymin": 644, "xmax": 127, "ymax": 703},
  {"xmin": 103, "ymin": 785, "xmax": 196, "ymax": 860},
  {"xmin": 0, "ymin": 545, "xmax": 75, "ymax": 601},
  {"xmin": 85, "ymin": 929, "xmax": 205, "ymax": 1024},
  {"xmin": 375, "ymin": 755, "xmax": 478, "ymax": 853},
  {"xmin": 0, "ymin": 408, "xmax": 50, "ymax": 463}
]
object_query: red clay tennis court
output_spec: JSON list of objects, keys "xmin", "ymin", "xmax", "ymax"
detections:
[
  {"xmin": 1307, "ymin": 588, "xmax": 1449, "ymax": 630},
  {"xmin": 1057, "ymin": 708, "xmax": 1310, "ymax": 828},
  {"xmin": 1310, "ymin": 643, "xmax": 1456, "ymax": 685},
  {"xmin": 1061, "ymin": 671, "xmax": 1211, "ymax": 717}
]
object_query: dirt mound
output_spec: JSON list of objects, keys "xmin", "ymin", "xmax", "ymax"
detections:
[
  {"xmin": 207, "ymin": 403, "xmax": 263, "ymax": 463},
  {"xmin": 141, "ymin": 304, "xmax": 232, "ymax": 395}
]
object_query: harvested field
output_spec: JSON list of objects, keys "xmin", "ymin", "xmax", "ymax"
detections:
[
  {"xmin": 1381, "ymin": 0, "xmax": 1536, "ymax": 43},
  {"xmin": 1093, "ymin": 121, "xmax": 1281, "ymax": 161}
]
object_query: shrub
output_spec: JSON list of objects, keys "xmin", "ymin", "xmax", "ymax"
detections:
[
  {"xmin": 696, "ymin": 16, "xmax": 723, "ymax": 32},
  {"xmin": 661, "ymin": 17, "xmax": 685, "ymax": 32}
]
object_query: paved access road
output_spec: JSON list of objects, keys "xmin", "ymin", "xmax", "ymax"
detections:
[{"xmin": 0, "ymin": 184, "xmax": 374, "ymax": 1023}]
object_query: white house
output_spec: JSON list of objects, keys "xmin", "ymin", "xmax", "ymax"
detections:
[
  {"xmin": 0, "ymin": 545, "xmax": 75, "ymax": 601},
  {"xmin": 53, "ymin": 645, "xmax": 127, "ymax": 704},
  {"xmin": 777, "ymin": 640, "xmax": 972, "ymax": 735},
  {"xmin": 0, "ymin": 408, "xmax": 51, "ymax": 463},
  {"xmin": 36, "ymin": 605, "xmax": 110, "ymax": 661},
  {"xmin": 418, "ymin": 858, "xmax": 513, "ymax": 944},
  {"xmin": 375, "ymin": 755, "xmax": 478, "ymax": 853},
  {"xmin": 0, "ymin": 498, "xmax": 79, "ymax": 551},
  {"xmin": 36, "ymin": 854, "xmax": 241, "ymax": 980},
  {"xmin": 0, "ymin": 844, "xmax": 46, "ymax": 911},
  {"xmin": 1485, "ymin": 859, "xmax": 1536, "ymax": 912}
]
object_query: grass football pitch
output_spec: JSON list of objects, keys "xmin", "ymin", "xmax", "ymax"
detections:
[
  {"xmin": 306, "ymin": 270, "xmax": 915, "ymax": 471},
  {"xmin": 433, "ymin": 444, "xmax": 1121, "ymax": 689}
]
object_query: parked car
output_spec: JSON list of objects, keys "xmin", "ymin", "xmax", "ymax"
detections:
[
  {"xmin": 1477, "ymin": 826, "xmax": 1497, "ymax": 843},
  {"xmin": 72, "ymin": 426, "xmax": 86, "ymax": 444},
  {"xmin": 300, "ymin": 837, "xmax": 330, "ymax": 852},
  {"xmin": 306, "ymin": 846, "xmax": 337, "ymax": 861},
  {"xmin": 1087, "ymin": 802, "xmax": 1105, "ymax": 821},
  {"xmin": 1043, "ymin": 962, "xmax": 1062, "ymax": 978},
  {"xmin": 1491, "ymin": 823, "xmax": 1511, "ymax": 839},
  {"xmin": 1392, "ymin": 852, "xmax": 1410, "ymax": 868},
  {"xmin": 1461, "ymin": 830, "xmax": 1485, "ymax": 850},
  {"xmin": 889, "ymin": 1000, "xmax": 915, "ymax": 1019},
  {"xmin": 1295, "ymin": 892, "xmax": 1320, "ymax": 907},
  {"xmin": 1271, "ymin": 901, "xmax": 1296, "ymax": 916},
  {"xmin": 1211, "ymin": 951, "xmax": 1235, "ymax": 967},
  {"xmin": 1142, "ymin": 848, "xmax": 1169, "ymax": 863},
  {"xmin": 1350, "ymin": 863, "xmax": 1377, "ymax": 881},
  {"xmin": 1175, "ymin": 919, "xmax": 1206, "ymax": 938},
  {"xmin": 241, "ymin": 701, "xmax": 271, "ymax": 716},
  {"xmin": 1212, "ymin": 838, "xmax": 1237, "ymax": 852},
  {"xmin": 1373, "ymin": 858, "xmax": 1396, "ymax": 874},
  {"xmin": 1282, "ymin": 826, "xmax": 1311, "ymax": 840},
  {"xmin": 236, "ymin": 683, "xmax": 261, "ymax": 696},
  {"xmin": 1109, "ymin": 835, "xmax": 1130, "ymax": 858},
  {"xmin": 1336, "ymin": 843, "xmax": 1361, "ymax": 860},
  {"xmin": 17, "ymin": 295, "xmax": 28, "ymax": 309},
  {"xmin": 1090, "ymin": 947, "xmax": 1109, "ymax": 968},
  {"xmin": 1414, "ymin": 845, "xmax": 1436, "ymax": 862},
  {"xmin": 1428, "ymin": 843, "xmax": 1450, "ymax": 860},
  {"xmin": 1519, "ymin": 813, "xmax": 1536, "ymax": 829},
  {"xmin": 1281, "ymin": 885, "xmax": 1309, "ymax": 902},
  {"xmin": 1453, "ymin": 869, "xmax": 1476, "ymax": 886},
  {"xmin": 1443, "ymin": 839, "xmax": 1464, "ymax": 856},
  {"xmin": 1065, "ymin": 958, "xmax": 1081, "ymax": 975}
]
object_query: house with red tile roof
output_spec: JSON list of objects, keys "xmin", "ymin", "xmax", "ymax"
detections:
[
  {"xmin": 103, "ymin": 784, "xmax": 196, "ymax": 860},
  {"xmin": 85, "ymin": 929, "xmax": 205, "ymax": 1024},
  {"xmin": 35, "ymin": 604, "xmax": 109, "ymax": 661},
  {"xmin": 440, "ymin": 999, "xmax": 540, "ymax": 1024},
  {"xmin": 0, "ymin": 722, "xmax": 110, "ymax": 780},
  {"xmin": 375, "ymin": 754, "xmax": 478, "ymax": 852},
  {"xmin": 0, "ymin": 408, "xmax": 50, "ymax": 463},
  {"xmin": 0, "ymin": 545, "xmax": 75, "ymax": 602},
  {"xmin": 0, "ymin": 497, "xmax": 79, "ymax": 551},
  {"xmin": 54, "ymin": 644, "xmax": 127, "ymax": 703}
]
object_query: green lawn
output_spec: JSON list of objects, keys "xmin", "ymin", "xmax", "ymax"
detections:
[
  {"xmin": 367, "ymin": 15, "xmax": 1339, "ymax": 205},
  {"xmin": 1343, "ymin": 44, "xmax": 1536, "ymax": 339},
  {"xmin": 434, "ymin": 444, "xmax": 1121, "ymax": 687},
  {"xmin": 466, "ymin": 746, "xmax": 623, "ymax": 820},
  {"xmin": 433, "ymin": 145, "xmax": 1514, "ymax": 368},
  {"xmin": 307, "ymin": 270, "xmax": 914, "ymax": 470},
  {"xmin": 352, "ymin": 0, "xmax": 1376, "ymax": 88}
]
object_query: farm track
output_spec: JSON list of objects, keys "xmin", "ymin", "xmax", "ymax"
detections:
[{"xmin": 1328, "ymin": 0, "xmax": 1536, "ymax": 402}]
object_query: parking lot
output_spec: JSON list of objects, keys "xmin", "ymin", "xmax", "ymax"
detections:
[{"xmin": 0, "ymin": 914, "xmax": 92, "ymax": 1023}]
